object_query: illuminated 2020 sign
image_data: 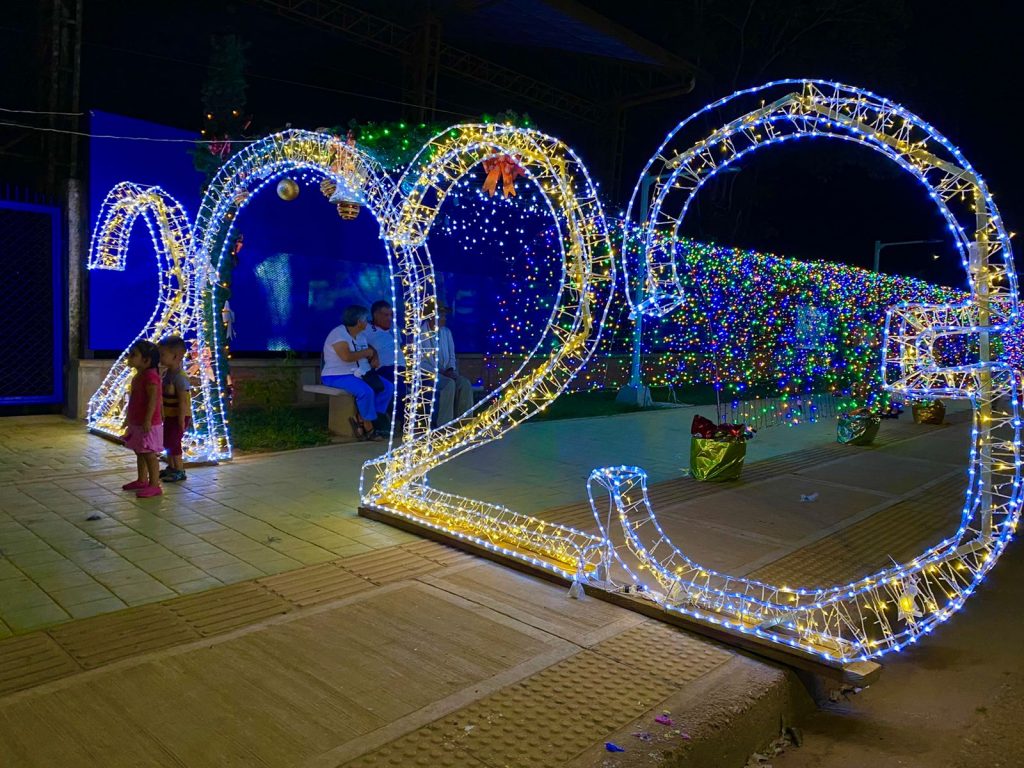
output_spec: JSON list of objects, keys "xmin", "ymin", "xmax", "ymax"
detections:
[{"xmin": 88, "ymin": 83, "xmax": 1019, "ymax": 672}]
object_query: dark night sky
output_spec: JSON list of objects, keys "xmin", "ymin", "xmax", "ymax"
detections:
[{"xmin": 3, "ymin": 0, "xmax": 1022, "ymax": 289}]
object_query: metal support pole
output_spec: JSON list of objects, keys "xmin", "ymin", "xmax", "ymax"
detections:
[
  {"xmin": 617, "ymin": 175, "xmax": 655, "ymax": 407},
  {"xmin": 872, "ymin": 240, "xmax": 881, "ymax": 273},
  {"xmin": 973, "ymin": 186, "xmax": 994, "ymax": 539}
]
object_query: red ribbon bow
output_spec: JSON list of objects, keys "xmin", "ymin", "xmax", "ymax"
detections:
[{"xmin": 482, "ymin": 153, "xmax": 525, "ymax": 198}]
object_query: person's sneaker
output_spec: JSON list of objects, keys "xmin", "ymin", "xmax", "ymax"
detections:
[
  {"xmin": 159, "ymin": 468, "xmax": 172, "ymax": 479},
  {"xmin": 164, "ymin": 470, "xmax": 187, "ymax": 483},
  {"xmin": 122, "ymin": 479, "xmax": 148, "ymax": 491},
  {"xmin": 136, "ymin": 485, "xmax": 163, "ymax": 498}
]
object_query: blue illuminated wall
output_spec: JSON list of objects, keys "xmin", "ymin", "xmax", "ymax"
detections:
[
  {"xmin": 88, "ymin": 111, "xmax": 203, "ymax": 352},
  {"xmin": 87, "ymin": 113, "xmax": 555, "ymax": 356}
]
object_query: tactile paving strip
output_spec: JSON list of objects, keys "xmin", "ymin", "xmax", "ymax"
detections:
[
  {"xmin": 338, "ymin": 547, "xmax": 445, "ymax": 584},
  {"xmin": 258, "ymin": 563, "xmax": 375, "ymax": 607},
  {"xmin": 591, "ymin": 620, "xmax": 731, "ymax": 687},
  {"xmin": 345, "ymin": 647, "xmax": 678, "ymax": 768},
  {"xmin": 164, "ymin": 581, "xmax": 292, "ymax": 636},
  {"xmin": 0, "ymin": 633, "xmax": 80, "ymax": 695},
  {"xmin": 749, "ymin": 474, "xmax": 966, "ymax": 587},
  {"xmin": 0, "ymin": 539, "xmax": 480, "ymax": 697},
  {"xmin": 400, "ymin": 539, "xmax": 477, "ymax": 568},
  {"xmin": 48, "ymin": 603, "xmax": 198, "ymax": 669}
]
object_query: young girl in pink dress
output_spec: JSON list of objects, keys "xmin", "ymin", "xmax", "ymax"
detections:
[{"xmin": 121, "ymin": 340, "xmax": 164, "ymax": 498}]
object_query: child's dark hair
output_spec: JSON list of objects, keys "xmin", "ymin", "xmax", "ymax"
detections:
[
  {"xmin": 131, "ymin": 340, "xmax": 161, "ymax": 370},
  {"xmin": 158, "ymin": 335, "xmax": 187, "ymax": 353}
]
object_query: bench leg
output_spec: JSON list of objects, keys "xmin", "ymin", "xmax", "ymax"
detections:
[{"xmin": 327, "ymin": 396, "xmax": 359, "ymax": 441}]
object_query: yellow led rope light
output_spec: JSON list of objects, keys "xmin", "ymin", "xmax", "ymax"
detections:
[{"xmin": 360, "ymin": 124, "xmax": 615, "ymax": 576}]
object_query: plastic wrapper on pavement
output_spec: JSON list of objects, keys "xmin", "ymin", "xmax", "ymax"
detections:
[
  {"xmin": 689, "ymin": 437, "xmax": 746, "ymax": 481},
  {"xmin": 912, "ymin": 400, "xmax": 945, "ymax": 425},
  {"xmin": 837, "ymin": 411, "xmax": 881, "ymax": 445}
]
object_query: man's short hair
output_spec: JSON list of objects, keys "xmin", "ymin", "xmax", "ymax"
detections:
[
  {"xmin": 370, "ymin": 299, "xmax": 391, "ymax": 317},
  {"xmin": 158, "ymin": 335, "xmax": 187, "ymax": 353}
]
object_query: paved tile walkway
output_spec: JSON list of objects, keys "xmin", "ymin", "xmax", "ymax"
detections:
[
  {"xmin": 0, "ymin": 543, "xmax": 802, "ymax": 768},
  {"xmin": 0, "ymin": 417, "xmax": 414, "ymax": 637},
  {"xmin": 0, "ymin": 403, "xmax": 971, "ymax": 640},
  {"xmin": 0, "ymin": 405, "xmax": 982, "ymax": 766}
]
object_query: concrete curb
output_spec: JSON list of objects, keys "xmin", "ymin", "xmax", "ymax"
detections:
[{"xmin": 570, "ymin": 656, "xmax": 815, "ymax": 767}]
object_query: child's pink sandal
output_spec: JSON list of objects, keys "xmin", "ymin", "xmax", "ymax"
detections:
[
  {"xmin": 122, "ymin": 479, "xmax": 148, "ymax": 491},
  {"xmin": 136, "ymin": 485, "xmax": 163, "ymax": 498}
]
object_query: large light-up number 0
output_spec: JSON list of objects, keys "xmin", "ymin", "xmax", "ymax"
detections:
[
  {"xmin": 361, "ymin": 124, "xmax": 616, "ymax": 578},
  {"xmin": 595, "ymin": 80, "xmax": 1021, "ymax": 664}
]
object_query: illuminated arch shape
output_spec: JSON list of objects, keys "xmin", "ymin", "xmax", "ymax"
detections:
[
  {"xmin": 87, "ymin": 131, "xmax": 396, "ymax": 461},
  {"xmin": 594, "ymin": 80, "xmax": 1020, "ymax": 663},
  {"xmin": 360, "ymin": 124, "xmax": 616, "ymax": 579}
]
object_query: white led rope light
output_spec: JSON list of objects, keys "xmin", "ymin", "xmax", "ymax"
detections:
[
  {"xmin": 593, "ymin": 79, "xmax": 1020, "ymax": 661},
  {"xmin": 87, "ymin": 130, "xmax": 398, "ymax": 461}
]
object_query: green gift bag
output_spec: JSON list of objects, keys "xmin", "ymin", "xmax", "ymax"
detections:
[
  {"xmin": 690, "ymin": 437, "xmax": 746, "ymax": 481},
  {"xmin": 912, "ymin": 400, "xmax": 945, "ymax": 425},
  {"xmin": 837, "ymin": 413, "xmax": 881, "ymax": 445}
]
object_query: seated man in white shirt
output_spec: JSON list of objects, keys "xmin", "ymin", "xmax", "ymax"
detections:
[
  {"xmin": 423, "ymin": 302, "xmax": 473, "ymax": 426},
  {"xmin": 364, "ymin": 300, "xmax": 398, "ymax": 382},
  {"xmin": 364, "ymin": 299, "xmax": 403, "ymax": 430}
]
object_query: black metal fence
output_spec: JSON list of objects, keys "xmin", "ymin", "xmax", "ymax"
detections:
[{"xmin": 0, "ymin": 193, "xmax": 63, "ymax": 405}]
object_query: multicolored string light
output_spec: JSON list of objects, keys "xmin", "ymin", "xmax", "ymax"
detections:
[{"xmin": 593, "ymin": 79, "xmax": 1020, "ymax": 664}]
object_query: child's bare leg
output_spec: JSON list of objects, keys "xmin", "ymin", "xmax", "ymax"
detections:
[
  {"xmin": 171, "ymin": 454, "xmax": 183, "ymax": 471},
  {"xmin": 136, "ymin": 454, "xmax": 146, "ymax": 482},
  {"xmin": 142, "ymin": 453, "xmax": 161, "ymax": 487}
]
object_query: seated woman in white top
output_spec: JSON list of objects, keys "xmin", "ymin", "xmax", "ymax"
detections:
[{"xmin": 321, "ymin": 304, "xmax": 394, "ymax": 441}]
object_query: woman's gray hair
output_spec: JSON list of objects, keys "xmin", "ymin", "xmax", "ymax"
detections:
[{"xmin": 342, "ymin": 304, "xmax": 369, "ymax": 327}]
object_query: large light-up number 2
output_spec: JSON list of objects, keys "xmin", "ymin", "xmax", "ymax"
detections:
[
  {"xmin": 88, "ymin": 131, "xmax": 395, "ymax": 462},
  {"xmin": 86, "ymin": 182, "xmax": 197, "ymax": 441},
  {"xmin": 361, "ymin": 124, "xmax": 616, "ymax": 578}
]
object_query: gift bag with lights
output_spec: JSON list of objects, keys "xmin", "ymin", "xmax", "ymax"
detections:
[
  {"xmin": 837, "ymin": 408, "xmax": 881, "ymax": 445},
  {"xmin": 911, "ymin": 398, "xmax": 945, "ymax": 425},
  {"xmin": 689, "ymin": 415, "xmax": 755, "ymax": 481}
]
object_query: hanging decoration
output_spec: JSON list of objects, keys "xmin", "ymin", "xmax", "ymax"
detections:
[
  {"xmin": 221, "ymin": 299, "xmax": 236, "ymax": 340},
  {"xmin": 276, "ymin": 178, "xmax": 300, "ymax": 201},
  {"xmin": 336, "ymin": 201, "xmax": 361, "ymax": 220},
  {"xmin": 481, "ymin": 152, "xmax": 526, "ymax": 197}
]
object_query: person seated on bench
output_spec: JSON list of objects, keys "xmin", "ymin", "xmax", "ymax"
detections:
[
  {"xmin": 422, "ymin": 301, "xmax": 473, "ymax": 426},
  {"xmin": 321, "ymin": 304, "xmax": 393, "ymax": 441},
  {"xmin": 365, "ymin": 298, "xmax": 405, "ymax": 429}
]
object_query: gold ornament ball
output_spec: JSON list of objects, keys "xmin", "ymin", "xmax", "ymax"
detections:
[
  {"xmin": 276, "ymin": 179, "xmax": 300, "ymax": 201},
  {"xmin": 336, "ymin": 201, "xmax": 361, "ymax": 220}
]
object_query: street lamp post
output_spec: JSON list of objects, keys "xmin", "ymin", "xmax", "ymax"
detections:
[{"xmin": 872, "ymin": 239, "xmax": 943, "ymax": 272}]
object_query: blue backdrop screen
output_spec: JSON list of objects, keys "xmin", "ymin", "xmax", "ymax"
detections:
[{"xmin": 88, "ymin": 113, "xmax": 557, "ymax": 356}]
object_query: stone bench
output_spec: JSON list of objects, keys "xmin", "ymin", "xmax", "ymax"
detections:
[{"xmin": 302, "ymin": 385, "xmax": 358, "ymax": 441}]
